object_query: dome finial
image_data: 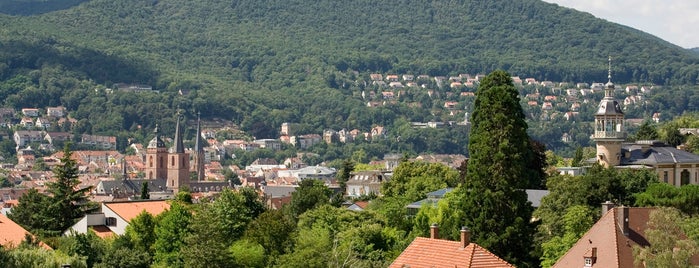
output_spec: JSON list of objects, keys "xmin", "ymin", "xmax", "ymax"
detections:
[{"xmin": 608, "ymin": 56, "xmax": 612, "ymax": 83}]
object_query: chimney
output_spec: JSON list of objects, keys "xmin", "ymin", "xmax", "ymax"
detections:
[
  {"xmin": 616, "ymin": 206, "xmax": 629, "ymax": 236},
  {"xmin": 460, "ymin": 226, "xmax": 470, "ymax": 248},
  {"xmin": 430, "ymin": 223, "xmax": 439, "ymax": 239},
  {"xmin": 601, "ymin": 201, "xmax": 615, "ymax": 215}
]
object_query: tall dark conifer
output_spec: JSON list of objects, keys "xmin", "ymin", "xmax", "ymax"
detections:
[
  {"xmin": 45, "ymin": 144, "xmax": 96, "ymax": 233},
  {"xmin": 459, "ymin": 70, "xmax": 537, "ymax": 266}
]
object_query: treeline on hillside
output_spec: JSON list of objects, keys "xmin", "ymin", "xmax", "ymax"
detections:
[
  {"xmin": 0, "ymin": 0, "xmax": 88, "ymax": 15},
  {"xmin": 3, "ymin": 0, "xmax": 699, "ymax": 87}
]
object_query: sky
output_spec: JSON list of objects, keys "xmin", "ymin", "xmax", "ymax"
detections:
[{"xmin": 541, "ymin": 0, "xmax": 699, "ymax": 49}]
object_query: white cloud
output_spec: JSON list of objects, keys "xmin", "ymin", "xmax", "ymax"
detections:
[{"xmin": 542, "ymin": 0, "xmax": 699, "ymax": 48}]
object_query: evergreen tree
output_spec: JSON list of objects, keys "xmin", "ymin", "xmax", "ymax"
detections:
[
  {"xmin": 455, "ymin": 70, "xmax": 537, "ymax": 267},
  {"xmin": 45, "ymin": 144, "xmax": 96, "ymax": 234},
  {"xmin": 140, "ymin": 182, "xmax": 150, "ymax": 200},
  {"xmin": 7, "ymin": 188, "xmax": 51, "ymax": 234}
]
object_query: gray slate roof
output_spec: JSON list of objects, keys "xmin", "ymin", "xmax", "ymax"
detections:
[{"xmin": 621, "ymin": 141, "xmax": 699, "ymax": 165}]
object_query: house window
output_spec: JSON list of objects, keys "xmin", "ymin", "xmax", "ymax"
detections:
[
  {"xmin": 106, "ymin": 217, "xmax": 117, "ymax": 227},
  {"xmin": 584, "ymin": 257, "xmax": 592, "ymax": 267},
  {"xmin": 663, "ymin": 171, "xmax": 669, "ymax": 183}
]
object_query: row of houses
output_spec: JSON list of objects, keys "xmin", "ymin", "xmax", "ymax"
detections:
[{"xmin": 13, "ymin": 130, "xmax": 116, "ymax": 149}]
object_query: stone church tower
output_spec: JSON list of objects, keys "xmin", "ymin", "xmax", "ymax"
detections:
[
  {"xmin": 593, "ymin": 57, "xmax": 626, "ymax": 167},
  {"xmin": 145, "ymin": 125, "xmax": 168, "ymax": 180},
  {"xmin": 144, "ymin": 113, "xmax": 191, "ymax": 193},
  {"xmin": 192, "ymin": 113, "xmax": 205, "ymax": 181},
  {"xmin": 167, "ymin": 114, "xmax": 190, "ymax": 193}
]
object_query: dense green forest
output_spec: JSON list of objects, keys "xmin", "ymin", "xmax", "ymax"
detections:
[{"xmin": 1, "ymin": 0, "xmax": 699, "ymax": 159}]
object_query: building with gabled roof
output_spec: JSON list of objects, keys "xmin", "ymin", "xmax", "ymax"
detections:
[
  {"xmin": 65, "ymin": 200, "xmax": 170, "ymax": 238},
  {"xmin": 390, "ymin": 225, "xmax": 514, "ymax": 268},
  {"xmin": 0, "ymin": 214, "xmax": 51, "ymax": 249},
  {"xmin": 552, "ymin": 205, "xmax": 699, "ymax": 268}
]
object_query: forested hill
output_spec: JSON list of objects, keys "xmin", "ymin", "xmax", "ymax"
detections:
[
  {"xmin": 2, "ymin": 0, "xmax": 699, "ymax": 87},
  {"xmin": 0, "ymin": 0, "xmax": 88, "ymax": 15}
]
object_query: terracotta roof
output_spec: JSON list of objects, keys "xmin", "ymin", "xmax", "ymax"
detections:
[
  {"xmin": 0, "ymin": 214, "xmax": 51, "ymax": 249},
  {"xmin": 390, "ymin": 237, "xmax": 514, "ymax": 268},
  {"xmin": 553, "ymin": 207, "xmax": 699, "ymax": 268},
  {"xmin": 104, "ymin": 200, "xmax": 170, "ymax": 222}
]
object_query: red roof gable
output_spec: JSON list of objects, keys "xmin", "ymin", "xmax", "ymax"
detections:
[{"xmin": 390, "ymin": 237, "xmax": 514, "ymax": 268}]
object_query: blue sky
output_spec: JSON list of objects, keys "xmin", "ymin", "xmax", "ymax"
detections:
[{"xmin": 542, "ymin": 0, "xmax": 699, "ymax": 48}]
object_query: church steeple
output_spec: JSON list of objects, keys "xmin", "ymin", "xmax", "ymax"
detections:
[
  {"xmin": 593, "ymin": 56, "xmax": 626, "ymax": 167},
  {"xmin": 193, "ymin": 112, "xmax": 205, "ymax": 181},
  {"xmin": 171, "ymin": 111, "xmax": 185, "ymax": 154}
]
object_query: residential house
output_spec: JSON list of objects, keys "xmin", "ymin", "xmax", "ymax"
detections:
[
  {"xmin": 21, "ymin": 108, "xmax": 39, "ymax": 117},
  {"xmin": 388, "ymin": 82, "xmax": 404, "ymax": 88},
  {"xmin": 114, "ymin": 83, "xmax": 153, "ymax": 93},
  {"xmin": 369, "ymin": 74, "xmax": 383, "ymax": 81},
  {"xmin": 35, "ymin": 117, "xmax": 52, "ymax": 129},
  {"xmin": 625, "ymin": 85, "xmax": 639, "ymax": 94},
  {"xmin": 444, "ymin": 101, "xmax": 458, "ymax": 109},
  {"xmin": 385, "ymin": 74, "xmax": 399, "ymax": 82},
  {"xmin": 44, "ymin": 132, "xmax": 72, "ymax": 145},
  {"xmin": 552, "ymin": 205, "xmax": 699, "ymax": 268},
  {"xmin": 81, "ymin": 134, "xmax": 117, "ymax": 150},
  {"xmin": 382, "ymin": 91, "xmax": 395, "ymax": 99},
  {"xmin": 346, "ymin": 170, "xmax": 386, "ymax": 197},
  {"xmin": 576, "ymin": 82, "xmax": 590, "ymax": 88},
  {"xmin": 337, "ymin": 128, "xmax": 354, "ymax": 143},
  {"xmin": 14, "ymin": 130, "xmax": 44, "ymax": 147},
  {"xmin": 347, "ymin": 201, "xmax": 369, "ymax": 211},
  {"xmin": 511, "ymin": 76, "xmax": 522, "ymax": 85},
  {"xmin": 46, "ymin": 106, "xmax": 66, "ymax": 117},
  {"xmin": 66, "ymin": 200, "xmax": 170, "ymax": 238},
  {"xmin": 402, "ymin": 74, "xmax": 414, "ymax": 81},
  {"xmin": 253, "ymin": 139, "xmax": 281, "ymax": 151},
  {"xmin": 20, "ymin": 117, "xmax": 34, "ymax": 128},
  {"xmin": 290, "ymin": 134, "xmax": 322, "ymax": 149},
  {"xmin": 0, "ymin": 214, "xmax": 51, "ymax": 249},
  {"xmin": 323, "ymin": 129, "xmax": 338, "ymax": 144},
  {"xmin": 541, "ymin": 81, "xmax": 554, "ymax": 87},
  {"xmin": 369, "ymin": 126, "xmax": 386, "ymax": 140},
  {"xmin": 390, "ymin": 224, "xmax": 514, "ymax": 268}
]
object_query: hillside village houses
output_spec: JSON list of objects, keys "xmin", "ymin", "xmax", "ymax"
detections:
[{"xmin": 0, "ymin": 69, "xmax": 690, "ymax": 246}]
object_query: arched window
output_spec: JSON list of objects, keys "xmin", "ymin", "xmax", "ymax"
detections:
[
  {"xmin": 149, "ymin": 156, "xmax": 153, "ymax": 167},
  {"xmin": 681, "ymin": 169, "xmax": 690, "ymax": 186}
]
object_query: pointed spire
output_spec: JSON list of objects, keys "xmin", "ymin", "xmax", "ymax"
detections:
[
  {"xmin": 195, "ymin": 112, "xmax": 203, "ymax": 153},
  {"xmin": 608, "ymin": 56, "xmax": 612, "ymax": 83},
  {"xmin": 605, "ymin": 56, "xmax": 615, "ymax": 98},
  {"xmin": 172, "ymin": 110, "xmax": 185, "ymax": 153}
]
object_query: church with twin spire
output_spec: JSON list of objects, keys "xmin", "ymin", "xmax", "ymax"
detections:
[{"xmin": 144, "ymin": 112, "xmax": 206, "ymax": 193}]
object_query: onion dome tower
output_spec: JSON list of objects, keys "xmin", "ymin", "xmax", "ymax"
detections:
[{"xmin": 593, "ymin": 57, "xmax": 626, "ymax": 167}]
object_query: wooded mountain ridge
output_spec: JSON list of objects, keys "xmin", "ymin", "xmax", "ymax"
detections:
[{"xmin": 0, "ymin": 0, "xmax": 698, "ymax": 159}]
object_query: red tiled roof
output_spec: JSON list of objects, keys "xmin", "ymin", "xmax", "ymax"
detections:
[
  {"xmin": 0, "ymin": 214, "xmax": 51, "ymax": 249},
  {"xmin": 104, "ymin": 200, "xmax": 170, "ymax": 222},
  {"xmin": 390, "ymin": 237, "xmax": 514, "ymax": 268},
  {"xmin": 553, "ymin": 207, "xmax": 699, "ymax": 268}
]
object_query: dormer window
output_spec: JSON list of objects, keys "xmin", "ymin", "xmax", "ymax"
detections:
[
  {"xmin": 584, "ymin": 257, "xmax": 593, "ymax": 267},
  {"xmin": 583, "ymin": 247, "xmax": 597, "ymax": 267}
]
